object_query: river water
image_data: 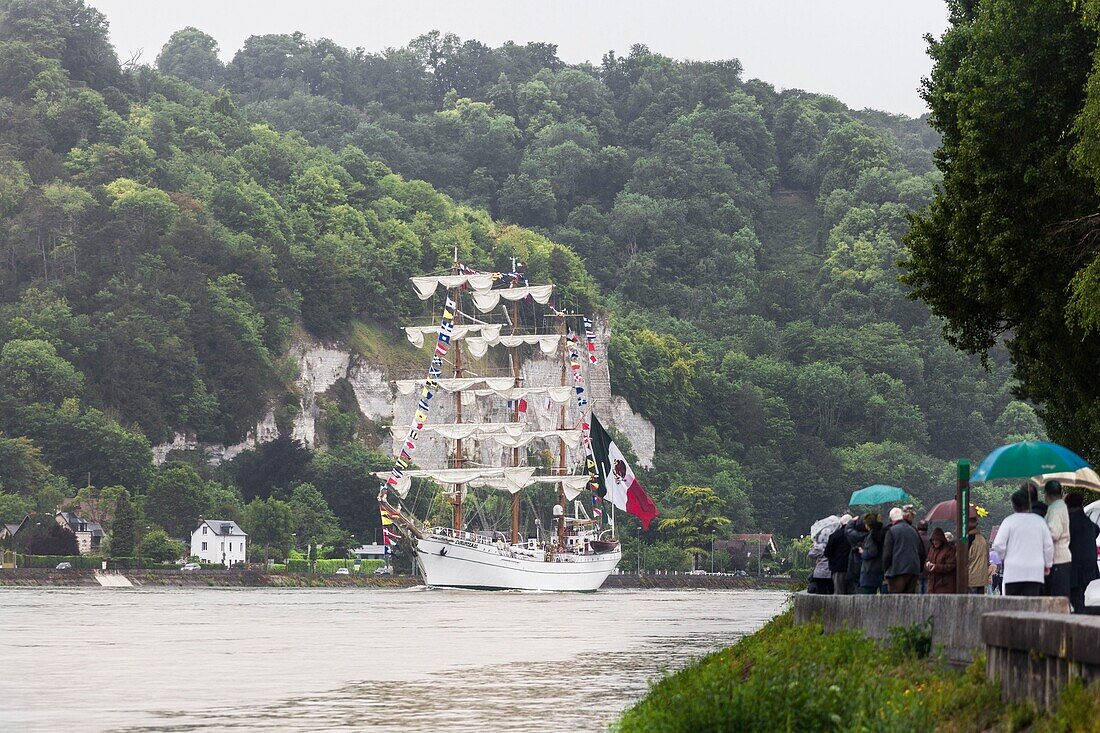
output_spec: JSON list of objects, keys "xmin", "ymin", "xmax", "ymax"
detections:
[{"xmin": 0, "ymin": 587, "xmax": 787, "ymax": 732}]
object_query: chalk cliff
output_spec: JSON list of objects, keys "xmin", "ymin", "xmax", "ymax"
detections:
[{"xmin": 153, "ymin": 320, "xmax": 656, "ymax": 470}]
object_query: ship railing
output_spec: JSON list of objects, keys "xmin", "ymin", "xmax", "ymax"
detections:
[{"xmin": 427, "ymin": 527, "xmax": 505, "ymax": 547}]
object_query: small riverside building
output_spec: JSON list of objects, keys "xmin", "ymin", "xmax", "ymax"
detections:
[
  {"xmin": 55, "ymin": 511, "xmax": 105, "ymax": 555},
  {"xmin": 351, "ymin": 543, "xmax": 388, "ymax": 562},
  {"xmin": 190, "ymin": 519, "xmax": 247, "ymax": 567}
]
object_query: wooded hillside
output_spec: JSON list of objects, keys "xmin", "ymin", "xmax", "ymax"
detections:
[{"xmin": 0, "ymin": 1, "xmax": 1041, "ymax": 560}]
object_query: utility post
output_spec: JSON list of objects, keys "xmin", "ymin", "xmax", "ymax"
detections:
[{"xmin": 955, "ymin": 459, "xmax": 970, "ymax": 594}]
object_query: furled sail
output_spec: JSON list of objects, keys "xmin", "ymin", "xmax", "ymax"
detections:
[
  {"xmin": 470, "ymin": 284, "xmax": 554, "ymax": 312},
  {"xmin": 387, "ymin": 422, "xmax": 526, "ymax": 440},
  {"xmin": 469, "ymin": 385, "xmax": 574, "ymax": 403},
  {"xmin": 490, "ymin": 429, "xmax": 583, "ymax": 450},
  {"xmin": 531, "ymin": 475, "xmax": 593, "ymax": 500},
  {"xmin": 388, "ymin": 423, "xmax": 582, "ymax": 450},
  {"xmin": 403, "ymin": 324, "xmax": 502, "ymax": 348},
  {"xmin": 373, "ymin": 466, "xmax": 591, "ymax": 498},
  {"xmin": 411, "ymin": 273, "xmax": 495, "ymax": 300},
  {"xmin": 464, "ymin": 333, "xmax": 561, "ymax": 359},
  {"xmin": 394, "ymin": 378, "xmax": 574, "ymax": 404},
  {"xmin": 394, "ymin": 376, "xmax": 518, "ymax": 395},
  {"xmin": 373, "ymin": 466, "xmax": 538, "ymax": 497},
  {"xmin": 461, "ymin": 473, "xmax": 592, "ymax": 498}
]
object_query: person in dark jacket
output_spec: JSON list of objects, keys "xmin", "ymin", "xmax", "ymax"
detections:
[
  {"xmin": 926, "ymin": 527, "xmax": 957, "ymax": 594},
  {"xmin": 1066, "ymin": 492, "xmax": 1100, "ymax": 613},
  {"xmin": 844, "ymin": 515, "xmax": 869, "ymax": 594},
  {"xmin": 859, "ymin": 514, "xmax": 886, "ymax": 594},
  {"xmin": 883, "ymin": 507, "xmax": 926, "ymax": 594},
  {"xmin": 915, "ymin": 519, "xmax": 932, "ymax": 594},
  {"xmin": 824, "ymin": 514, "xmax": 853, "ymax": 595},
  {"xmin": 1027, "ymin": 482, "xmax": 1048, "ymax": 518}
]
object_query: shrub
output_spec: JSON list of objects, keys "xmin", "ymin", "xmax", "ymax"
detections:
[
  {"xmin": 282, "ymin": 558, "xmax": 385, "ymax": 573},
  {"xmin": 18, "ymin": 554, "xmax": 101, "ymax": 569},
  {"xmin": 615, "ymin": 612, "xmax": 1007, "ymax": 733},
  {"xmin": 888, "ymin": 618, "xmax": 933, "ymax": 660},
  {"xmin": 105, "ymin": 556, "xmax": 144, "ymax": 569}
]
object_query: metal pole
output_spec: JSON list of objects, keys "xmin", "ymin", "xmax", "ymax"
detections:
[
  {"xmin": 955, "ymin": 459, "xmax": 970, "ymax": 595},
  {"xmin": 710, "ymin": 534, "xmax": 715, "ymax": 573}
]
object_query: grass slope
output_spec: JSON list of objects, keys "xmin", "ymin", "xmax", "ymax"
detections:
[{"xmin": 614, "ymin": 612, "xmax": 1100, "ymax": 733}]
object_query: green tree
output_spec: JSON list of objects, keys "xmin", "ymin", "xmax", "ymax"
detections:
[
  {"xmin": 16, "ymin": 515, "xmax": 78, "ymax": 555},
  {"xmin": 156, "ymin": 27, "xmax": 223, "ymax": 89},
  {"xmin": 232, "ymin": 437, "xmax": 313, "ymax": 501},
  {"xmin": 305, "ymin": 443, "xmax": 388, "ymax": 536},
  {"xmin": 109, "ymin": 488, "xmax": 136, "ymax": 557},
  {"xmin": 73, "ymin": 483, "xmax": 126, "ymax": 528},
  {"xmin": 139, "ymin": 527, "xmax": 184, "ymax": 562},
  {"xmin": 657, "ymin": 485, "xmax": 731, "ymax": 570},
  {"xmin": 145, "ymin": 465, "xmax": 210, "ymax": 539},
  {"xmin": 0, "ymin": 433, "xmax": 51, "ymax": 495},
  {"xmin": 641, "ymin": 540, "xmax": 692, "ymax": 572},
  {"xmin": 104, "ymin": 178, "xmax": 180, "ymax": 236},
  {"xmin": 243, "ymin": 496, "xmax": 294, "ymax": 560},
  {"xmin": 286, "ymin": 482, "xmax": 342, "ymax": 547},
  {"xmin": 0, "ymin": 490, "xmax": 30, "ymax": 524},
  {"xmin": 902, "ymin": 0, "xmax": 1100, "ymax": 455},
  {"xmin": 0, "ymin": 339, "xmax": 83, "ymax": 405}
]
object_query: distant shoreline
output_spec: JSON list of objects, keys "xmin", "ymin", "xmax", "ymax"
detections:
[{"xmin": 0, "ymin": 568, "xmax": 800, "ymax": 591}]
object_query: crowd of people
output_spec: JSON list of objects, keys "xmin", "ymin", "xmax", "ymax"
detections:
[{"xmin": 807, "ymin": 480, "xmax": 1100, "ymax": 613}]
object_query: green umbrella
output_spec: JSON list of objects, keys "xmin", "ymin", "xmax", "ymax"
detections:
[
  {"xmin": 971, "ymin": 441, "xmax": 1089, "ymax": 482},
  {"xmin": 849, "ymin": 484, "xmax": 910, "ymax": 506}
]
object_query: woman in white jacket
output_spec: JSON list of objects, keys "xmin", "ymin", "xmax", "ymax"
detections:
[{"xmin": 992, "ymin": 487, "xmax": 1054, "ymax": 596}]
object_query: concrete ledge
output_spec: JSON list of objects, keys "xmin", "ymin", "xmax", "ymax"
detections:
[
  {"xmin": 793, "ymin": 592, "xmax": 1071, "ymax": 666},
  {"xmin": 983, "ymin": 612, "xmax": 1100, "ymax": 664},
  {"xmin": 604, "ymin": 574, "xmax": 798, "ymax": 591},
  {"xmin": 983, "ymin": 612, "xmax": 1100, "ymax": 709}
]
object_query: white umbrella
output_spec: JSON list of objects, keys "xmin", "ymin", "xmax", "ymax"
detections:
[
  {"xmin": 1086, "ymin": 499, "xmax": 1100, "ymax": 526},
  {"xmin": 1032, "ymin": 468, "xmax": 1100, "ymax": 492},
  {"xmin": 809, "ymin": 515, "xmax": 841, "ymax": 542}
]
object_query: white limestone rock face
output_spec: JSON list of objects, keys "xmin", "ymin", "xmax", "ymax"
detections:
[
  {"xmin": 607, "ymin": 396, "xmax": 656, "ymax": 468},
  {"xmin": 152, "ymin": 319, "xmax": 657, "ymax": 469},
  {"xmin": 290, "ymin": 341, "xmax": 353, "ymax": 446},
  {"xmin": 348, "ymin": 362, "xmax": 392, "ymax": 422},
  {"xmin": 152, "ymin": 433, "xmax": 198, "ymax": 464}
]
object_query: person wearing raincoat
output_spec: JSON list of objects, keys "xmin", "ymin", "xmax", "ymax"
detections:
[
  {"xmin": 807, "ymin": 523, "xmax": 835, "ymax": 595},
  {"xmin": 926, "ymin": 527, "xmax": 957, "ymax": 594},
  {"xmin": 858, "ymin": 513, "xmax": 886, "ymax": 594}
]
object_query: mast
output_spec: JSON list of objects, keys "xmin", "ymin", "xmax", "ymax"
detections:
[
  {"xmin": 510, "ymin": 277, "xmax": 521, "ymax": 545},
  {"xmin": 557, "ymin": 312, "xmax": 568, "ymax": 548},
  {"xmin": 451, "ymin": 254, "xmax": 464, "ymax": 532}
]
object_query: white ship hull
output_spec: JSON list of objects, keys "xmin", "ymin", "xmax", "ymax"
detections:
[{"xmin": 415, "ymin": 533, "xmax": 621, "ymax": 591}]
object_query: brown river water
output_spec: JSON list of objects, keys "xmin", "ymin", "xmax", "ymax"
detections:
[{"xmin": 0, "ymin": 587, "xmax": 787, "ymax": 732}]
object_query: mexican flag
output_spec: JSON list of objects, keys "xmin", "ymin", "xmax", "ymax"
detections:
[{"xmin": 589, "ymin": 413, "xmax": 658, "ymax": 530}]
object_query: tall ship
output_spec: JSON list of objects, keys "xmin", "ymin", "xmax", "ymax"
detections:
[{"xmin": 375, "ymin": 260, "xmax": 656, "ymax": 591}]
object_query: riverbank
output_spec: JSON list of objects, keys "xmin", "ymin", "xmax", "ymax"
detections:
[
  {"xmin": 0, "ymin": 568, "xmax": 800, "ymax": 590},
  {"xmin": 0, "ymin": 568, "xmax": 421, "ymax": 588},
  {"xmin": 614, "ymin": 612, "xmax": 1100, "ymax": 732}
]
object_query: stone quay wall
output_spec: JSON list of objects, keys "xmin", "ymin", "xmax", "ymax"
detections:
[
  {"xmin": 983, "ymin": 611, "xmax": 1100, "ymax": 710},
  {"xmin": 792, "ymin": 592, "xmax": 1071, "ymax": 667},
  {"xmin": 0, "ymin": 568, "xmax": 795, "ymax": 591}
]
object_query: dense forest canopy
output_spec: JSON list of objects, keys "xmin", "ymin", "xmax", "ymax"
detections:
[
  {"xmin": 904, "ymin": 0, "xmax": 1100, "ymax": 461},
  {"xmin": 0, "ymin": 0, "xmax": 1043, "ymax": 565}
]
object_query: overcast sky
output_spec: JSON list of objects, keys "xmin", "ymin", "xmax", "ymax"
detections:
[{"xmin": 91, "ymin": 0, "xmax": 949, "ymax": 117}]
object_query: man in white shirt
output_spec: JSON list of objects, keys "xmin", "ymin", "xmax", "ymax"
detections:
[
  {"xmin": 992, "ymin": 487, "xmax": 1054, "ymax": 596},
  {"xmin": 1043, "ymin": 480, "xmax": 1071, "ymax": 599}
]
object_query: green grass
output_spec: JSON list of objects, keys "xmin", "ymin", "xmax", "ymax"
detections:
[
  {"xmin": 347, "ymin": 319, "xmax": 424, "ymax": 375},
  {"xmin": 614, "ymin": 612, "xmax": 1100, "ymax": 733}
]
